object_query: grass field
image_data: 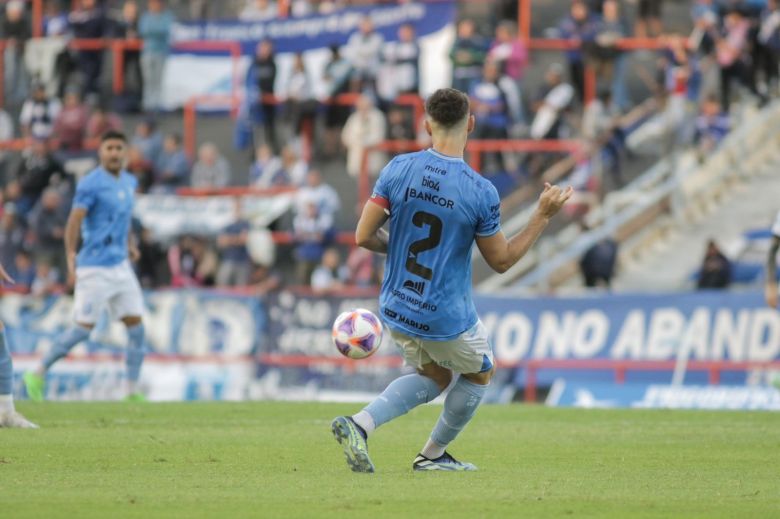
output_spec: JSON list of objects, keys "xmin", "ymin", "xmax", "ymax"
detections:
[{"xmin": 2, "ymin": 402, "xmax": 779, "ymax": 518}]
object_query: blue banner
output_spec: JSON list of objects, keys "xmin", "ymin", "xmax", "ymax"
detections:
[{"xmin": 170, "ymin": 1, "xmax": 457, "ymax": 55}]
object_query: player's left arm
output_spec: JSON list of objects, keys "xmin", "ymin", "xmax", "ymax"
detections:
[
  {"xmin": 128, "ymin": 231, "xmax": 140, "ymax": 263},
  {"xmin": 355, "ymin": 201, "xmax": 389, "ymax": 254},
  {"xmin": 766, "ymin": 235, "xmax": 780, "ymax": 308}
]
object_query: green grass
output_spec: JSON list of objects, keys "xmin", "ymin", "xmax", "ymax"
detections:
[{"xmin": 2, "ymin": 403, "xmax": 779, "ymax": 518}]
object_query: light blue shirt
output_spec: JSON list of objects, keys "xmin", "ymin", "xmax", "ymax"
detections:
[
  {"xmin": 73, "ymin": 168, "xmax": 138, "ymax": 268},
  {"xmin": 139, "ymin": 10, "xmax": 174, "ymax": 55},
  {"xmin": 371, "ymin": 149, "xmax": 501, "ymax": 340}
]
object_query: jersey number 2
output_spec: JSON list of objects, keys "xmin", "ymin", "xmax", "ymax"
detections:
[{"xmin": 405, "ymin": 211, "xmax": 443, "ymax": 281}]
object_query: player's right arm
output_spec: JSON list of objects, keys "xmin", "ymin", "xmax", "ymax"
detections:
[
  {"xmin": 766, "ymin": 235, "xmax": 780, "ymax": 308},
  {"xmin": 64, "ymin": 208, "xmax": 87, "ymax": 285},
  {"xmin": 477, "ymin": 183, "xmax": 573, "ymax": 274}
]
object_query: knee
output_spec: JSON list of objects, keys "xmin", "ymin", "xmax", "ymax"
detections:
[
  {"xmin": 418, "ymin": 363, "xmax": 452, "ymax": 391},
  {"xmin": 122, "ymin": 316, "xmax": 143, "ymax": 328},
  {"xmin": 462, "ymin": 366, "xmax": 495, "ymax": 386}
]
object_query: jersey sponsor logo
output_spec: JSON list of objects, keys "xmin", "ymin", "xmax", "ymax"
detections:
[
  {"xmin": 422, "ymin": 176, "xmax": 440, "ymax": 192},
  {"xmin": 404, "ymin": 188, "xmax": 455, "ymax": 210},
  {"xmin": 402, "ymin": 279, "xmax": 426, "ymax": 297},
  {"xmin": 424, "ymin": 164, "xmax": 447, "ymax": 176},
  {"xmin": 391, "ymin": 288, "xmax": 438, "ymax": 312},
  {"xmin": 383, "ymin": 308, "xmax": 431, "ymax": 332}
]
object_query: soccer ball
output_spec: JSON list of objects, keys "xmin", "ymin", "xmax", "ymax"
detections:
[{"xmin": 332, "ymin": 309, "xmax": 383, "ymax": 359}]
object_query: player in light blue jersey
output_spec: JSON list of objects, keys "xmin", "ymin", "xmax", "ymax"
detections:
[
  {"xmin": 24, "ymin": 131, "xmax": 148, "ymax": 402},
  {"xmin": 332, "ymin": 88, "xmax": 572, "ymax": 472}
]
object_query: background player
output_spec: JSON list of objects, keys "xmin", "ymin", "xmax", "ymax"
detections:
[
  {"xmin": 0, "ymin": 262, "xmax": 38, "ymax": 428},
  {"xmin": 23, "ymin": 131, "xmax": 147, "ymax": 402},
  {"xmin": 331, "ymin": 88, "xmax": 572, "ymax": 472}
]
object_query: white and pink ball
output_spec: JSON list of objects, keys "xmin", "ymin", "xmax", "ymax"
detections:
[{"xmin": 332, "ymin": 309, "xmax": 383, "ymax": 360}]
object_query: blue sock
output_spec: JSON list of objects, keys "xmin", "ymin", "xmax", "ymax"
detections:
[
  {"xmin": 42, "ymin": 326, "xmax": 91, "ymax": 371},
  {"xmin": 430, "ymin": 377, "xmax": 488, "ymax": 449},
  {"xmin": 0, "ymin": 329, "xmax": 12, "ymax": 396},
  {"xmin": 125, "ymin": 324, "xmax": 146, "ymax": 383},
  {"xmin": 360, "ymin": 374, "xmax": 442, "ymax": 430}
]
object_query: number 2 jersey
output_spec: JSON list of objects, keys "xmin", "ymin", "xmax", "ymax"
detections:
[{"xmin": 370, "ymin": 149, "xmax": 501, "ymax": 341}]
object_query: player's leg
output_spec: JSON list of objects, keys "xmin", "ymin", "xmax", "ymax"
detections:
[
  {"xmin": 0, "ymin": 321, "xmax": 38, "ymax": 428},
  {"xmin": 332, "ymin": 331, "xmax": 448, "ymax": 473},
  {"xmin": 413, "ymin": 322, "xmax": 495, "ymax": 472},
  {"xmin": 114, "ymin": 263, "xmax": 147, "ymax": 401}
]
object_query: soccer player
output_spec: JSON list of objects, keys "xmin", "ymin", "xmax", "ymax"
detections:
[
  {"xmin": 331, "ymin": 88, "xmax": 572, "ymax": 472},
  {"xmin": 23, "ymin": 131, "xmax": 147, "ymax": 402},
  {"xmin": 766, "ymin": 211, "xmax": 780, "ymax": 309},
  {"xmin": 0, "ymin": 262, "xmax": 38, "ymax": 428}
]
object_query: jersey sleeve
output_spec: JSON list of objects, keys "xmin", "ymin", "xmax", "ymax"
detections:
[
  {"xmin": 476, "ymin": 182, "xmax": 502, "ymax": 237},
  {"xmin": 772, "ymin": 211, "xmax": 780, "ymax": 238},
  {"xmin": 72, "ymin": 178, "xmax": 96, "ymax": 212},
  {"xmin": 368, "ymin": 158, "xmax": 397, "ymax": 215}
]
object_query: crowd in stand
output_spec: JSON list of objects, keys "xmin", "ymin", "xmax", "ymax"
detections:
[{"xmin": 1, "ymin": 0, "xmax": 779, "ymax": 294}]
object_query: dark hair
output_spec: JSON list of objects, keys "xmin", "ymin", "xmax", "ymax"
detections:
[
  {"xmin": 166, "ymin": 133, "xmax": 182, "ymax": 145},
  {"xmin": 101, "ymin": 130, "xmax": 127, "ymax": 143},
  {"xmin": 425, "ymin": 88, "xmax": 470, "ymax": 129}
]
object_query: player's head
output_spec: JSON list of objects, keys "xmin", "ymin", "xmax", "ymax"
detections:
[
  {"xmin": 99, "ymin": 130, "xmax": 128, "ymax": 174},
  {"xmin": 423, "ymin": 88, "xmax": 474, "ymax": 141}
]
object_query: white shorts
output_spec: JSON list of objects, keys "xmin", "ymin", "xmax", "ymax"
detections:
[
  {"xmin": 73, "ymin": 260, "xmax": 144, "ymax": 324},
  {"xmin": 390, "ymin": 321, "xmax": 494, "ymax": 375}
]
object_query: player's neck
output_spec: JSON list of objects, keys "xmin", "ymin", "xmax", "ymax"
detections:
[
  {"xmin": 104, "ymin": 167, "xmax": 121, "ymax": 178},
  {"xmin": 431, "ymin": 139, "xmax": 465, "ymax": 160}
]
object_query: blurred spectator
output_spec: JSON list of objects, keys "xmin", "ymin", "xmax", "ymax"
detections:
[
  {"xmin": 694, "ymin": 96, "xmax": 730, "ymax": 160},
  {"xmin": 127, "ymin": 146, "xmax": 154, "ymax": 193},
  {"xmin": 31, "ymin": 259, "xmax": 60, "ymax": 296},
  {"xmin": 53, "ymin": 90, "xmax": 89, "ymax": 151},
  {"xmin": 43, "ymin": 0, "xmax": 69, "ymax": 37},
  {"xmin": 636, "ymin": 0, "xmax": 664, "ymax": 38},
  {"xmin": 322, "ymin": 44, "xmax": 352, "ymax": 156},
  {"xmin": 250, "ymin": 40, "xmax": 278, "ymax": 150},
  {"xmin": 582, "ymin": 89, "xmax": 625, "ymax": 186},
  {"xmin": 589, "ymin": 0, "xmax": 629, "ymax": 110},
  {"xmin": 0, "ymin": 108, "xmax": 13, "ymax": 183},
  {"xmin": 19, "ymin": 82, "xmax": 62, "ymax": 140},
  {"xmin": 168, "ymin": 235, "xmax": 218, "ymax": 287},
  {"xmin": 139, "ymin": 0, "xmax": 175, "ymax": 112},
  {"xmin": 296, "ymin": 169, "xmax": 340, "ymax": 218},
  {"xmin": 28, "ymin": 188, "xmax": 66, "ymax": 279},
  {"xmin": 378, "ymin": 23, "xmax": 420, "ymax": 103},
  {"xmin": 559, "ymin": 1, "xmax": 598, "ymax": 103},
  {"xmin": 757, "ymin": 0, "xmax": 780, "ymax": 95},
  {"xmin": 68, "ymin": 0, "xmax": 108, "ymax": 98},
  {"xmin": 11, "ymin": 249, "xmax": 35, "ymax": 292},
  {"xmin": 345, "ymin": 15, "xmax": 384, "ymax": 92},
  {"xmin": 240, "ymin": 0, "xmax": 277, "ymax": 21},
  {"xmin": 450, "ymin": 19, "xmax": 489, "ymax": 95},
  {"xmin": 249, "ymin": 144, "xmax": 284, "ymax": 187},
  {"xmin": 579, "ymin": 232, "xmax": 618, "ymax": 288},
  {"xmin": 250, "ymin": 263, "xmax": 282, "ymax": 296},
  {"xmin": 718, "ymin": 9, "xmax": 765, "ymax": 111},
  {"xmin": 470, "ymin": 61, "xmax": 521, "ymax": 142},
  {"xmin": 530, "ymin": 64, "xmax": 575, "ymax": 140},
  {"xmin": 311, "ymin": 247, "xmax": 347, "ymax": 294},
  {"xmin": 278, "ymin": 145, "xmax": 308, "ymax": 186},
  {"xmin": 15, "ymin": 138, "xmax": 65, "ymax": 217},
  {"xmin": 0, "ymin": 204, "xmax": 24, "ymax": 270},
  {"xmin": 2, "ymin": 0, "xmax": 31, "ymax": 105},
  {"xmin": 290, "ymin": 0, "xmax": 313, "ymax": 17},
  {"xmin": 341, "ymin": 95, "xmax": 386, "ymax": 179},
  {"xmin": 216, "ymin": 201, "xmax": 252, "ymax": 287},
  {"xmin": 285, "ymin": 53, "xmax": 317, "ymax": 137},
  {"xmin": 387, "ymin": 107, "xmax": 415, "ymax": 141},
  {"xmin": 487, "ymin": 20, "xmax": 528, "ymax": 84},
  {"xmin": 346, "ymin": 246, "xmax": 375, "ymax": 287},
  {"xmin": 697, "ymin": 240, "xmax": 731, "ymax": 289},
  {"xmin": 136, "ymin": 227, "xmax": 168, "ymax": 288},
  {"xmin": 114, "ymin": 0, "xmax": 143, "ymax": 112},
  {"xmin": 293, "ymin": 201, "xmax": 333, "ymax": 285},
  {"xmin": 85, "ymin": 105, "xmax": 123, "ymax": 142},
  {"xmin": 131, "ymin": 119, "xmax": 163, "ymax": 165},
  {"xmin": 192, "ymin": 143, "xmax": 231, "ymax": 188},
  {"xmin": 154, "ymin": 133, "xmax": 190, "ymax": 191}
]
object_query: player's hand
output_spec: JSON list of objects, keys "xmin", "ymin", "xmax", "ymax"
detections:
[
  {"xmin": 537, "ymin": 183, "xmax": 574, "ymax": 219},
  {"xmin": 765, "ymin": 284, "xmax": 778, "ymax": 309},
  {"xmin": 129, "ymin": 246, "xmax": 141, "ymax": 263},
  {"xmin": 0, "ymin": 263, "xmax": 14, "ymax": 284}
]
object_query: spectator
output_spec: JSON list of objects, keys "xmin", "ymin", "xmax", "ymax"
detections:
[
  {"xmin": 293, "ymin": 201, "xmax": 333, "ymax": 285},
  {"xmin": 757, "ymin": 0, "xmax": 780, "ymax": 95},
  {"xmin": 53, "ymin": 90, "xmax": 89, "ymax": 151},
  {"xmin": 311, "ymin": 247, "xmax": 348, "ymax": 294},
  {"xmin": 85, "ymin": 105, "xmax": 123, "ymax": 143},
  {"xmin": 345, "ymin": 15, "xmax": 384, "ymax": 92},
  {"xmin": 387, "ymin": 107, "xmax": 415, "ymax": 141},
  {"xmin": 114, "ymin": 0, "xmax": 143, "ymax": 112},
  {"xmin": 636, "ymin": 0, "xmax": 664, "ymax": 38},
  {"xmin": 154, "ymin": 133, "xmax": 190, "ymax": 191},
  {"xmin": 43, "ymin": 0, "xmax": 69, "ymax": 37},
  {"xmin": 284, "ymin": 53, "xmax": 317, "ymax": 137},
  {"xmin": 579, "ymin": 233, "xmax": 618, "ymax": 288},
  {"xmin": 250, "ymin": 40, "xmax": 278, "ymax": 150},
  {"xmin": 249, "ymin": 263, "xmax": 282, "ymax": 296},
  {"xmin": 559, "ymin": 1, "xmax": 598, "ymax": 103},
  {"xmin": 278, "ymin": 145, "xmax": 308, "ymax": 186},
  {"xmin": 131, "ymin": 119, "xmax": 163, "ymax": 165},
  {"xmin": 470, "ymin": 61, "xmax": 521, "ymax": 142},
  {"xmin": 68, "ymin": 0, "xmax": 108, "ymax": 98},
  {"xmin": 346, "ymin": 246, "xmax": 375, "ymax": 287},
  {"xmin": 695, "ymin": 96, "xmax": 730, "ymax": 160},
  {"xmin": 450, "ymin": 19, "xmax": 489, "ymax": 95},
  {"xmin": 296, "ymin": 169, "xmax": 340, "ymax": 218},
  {"xmin": 0, "ymin": 204, "xmax": 24, "ymax": 271},
  {"xmin": 487, "ymin": 20, "xmax": 528, "ymax": 84},
  {"xmin": 139, "ymin": 0, "xmax": 175, "ymax": 113},
  {"xmin": 15, "ymin": 138, "xmax": 66, "ymax": 217},
  {"xmin": 11, "ymin": 249, "xmax": 35, "ymax": 292},
  {"xmin": 0, "ymin": 108, "xmax": 13, "ymax": 183},
  {"xmin": 341, "ymin": 95, "xmax": 386, "ymax": 179},
  {"xmin": 19, "ymin": 82, "xmax": 62, "ymax": 140},
  {"xmin": 590, "ymin": 0, "xmax": 630, "ymax": 110},
  {"xmin": 191, "ymin": 143, "xmax": 231, "ymax": 188},
  {"xmin": 697, "ymin": 240, "xmax": 732, "ymax": 289},
  {"xmin": 127, "ymin": 146, "xmax": 154, "ymax": 193},
  {"xmin": 322, "ymin": 44, "xmax": 352, "ymax": 155},
  {"xmin": 216, "ymin": 201, "xmax": 252, "ymax": 287},
  {"xmin": 136, "ymin": 227, "xmax": 168, "ymax": 288},
  {"xmin": 30, "ymin": 259, "xmax": 60, "ymax": 297},
  {"xmin": 530, "ymin": 64, "xmax": 575, "ymax": 140},
  {"xmin": 2, "ymin": 0, "xmax": 31, "ymax": 105},
  {"xmin": 28, "ymin": 188, "xmax": 66, "ymax": 279},
  {"xmin": 582, "ymin": 88, "xmax": 625, "ymax": 186},
  {"xmin": 249, "ymin": 144, "xmax": 284, "ymax": 187},
  {"xmin": 718, "ymin": 8, "xmax": 766, "ymax": 111},
  {"xmin": 378, "ymin": 23, "xmax": 420, "ymax": 103},
  {"xmin": 168, "ymin": 235, "xmax": 218, "ymax": 287},
  {"xmin": 240, "ymin": 0, "xmax": 277, "ymax": 21}
]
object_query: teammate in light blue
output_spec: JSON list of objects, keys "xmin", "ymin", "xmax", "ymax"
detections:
[
  {"xmin": 24, "ymin": 131, "xmax": 147, "ymax": 402},
  {"xmin": 0, "ymin": 261, "xmax": 38, "ymax": 428},
  {"xmin": 332, "ymin": 88, "xmax": 572, "ymax": 472}
]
